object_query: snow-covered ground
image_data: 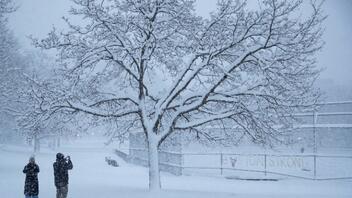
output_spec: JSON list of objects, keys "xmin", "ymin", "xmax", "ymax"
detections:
[{"xmin": 1, "ymin": 138, "xmax": 351, "ymax": 198}]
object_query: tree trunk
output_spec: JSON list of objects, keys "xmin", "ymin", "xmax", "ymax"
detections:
[
  {"xmin": 34, "ymin": 134, "xmax": 40, "ymax": 153},
  {"xmin": 56, "ymin": 136, "xmax": 61, "ymax": 148},
  {"xmin": 147, "ymin": 136, "xmax": 161, "ymax": 191}
]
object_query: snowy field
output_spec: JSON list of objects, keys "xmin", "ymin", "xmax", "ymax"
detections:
[{"xmin": 1, "ymin": 138, "xmax": 352, "ymax": 198}]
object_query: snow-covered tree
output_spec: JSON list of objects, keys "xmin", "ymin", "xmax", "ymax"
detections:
[
  {"xmin": 0, "ymin": 0, "xmax": 18, "ymax": 102},
  {"xmin": 0, "ymin": 0, "xmax": 73, "ymax": 147},
  {"xmin": 0, "ymin": 0, "xmax": 24, "ymax": 142},
  {"xmin": 34, "ymin": 0, "xmax": 325, "ymax": 190},
  {"xmin": 12, "ymin": 54, "xmax": 82, "ymax": 151}
]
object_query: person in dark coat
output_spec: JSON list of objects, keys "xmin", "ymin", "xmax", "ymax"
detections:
[
  {"xmin": 53, "ymin": 153, "xmax": 73, "ymax": 198},
  {"xmin": 23, "ymin": 156, "xmax": 40, "ymax": 198}
]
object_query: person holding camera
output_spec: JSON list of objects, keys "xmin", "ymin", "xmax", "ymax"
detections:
[{"xmin": 53, "ymin": 153, "xmax": 73, "ymax": 198}]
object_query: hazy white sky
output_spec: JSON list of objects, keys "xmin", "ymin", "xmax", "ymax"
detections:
[{"xmin": 8, "ymin": 0, "xmax": 352, "ymax": 86}]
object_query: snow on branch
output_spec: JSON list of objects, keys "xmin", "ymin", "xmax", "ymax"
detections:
[{"xmin": 30, "ymin": 0, "xmax": 325, "ymax": 149}]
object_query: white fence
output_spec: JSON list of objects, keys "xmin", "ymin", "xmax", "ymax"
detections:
[
  {"xmin": 181, "ymin": 152, "xmax": 352, "ymax": 180},
  {"xmin": 120, "ymin": 148, "xmax": 352, "ymax": 180}
]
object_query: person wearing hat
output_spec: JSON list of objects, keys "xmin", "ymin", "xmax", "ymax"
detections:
[
  {"xmin": 23, "ymin": 156, "xmax": 40, "ymax": 198},
  {"xmin": 53, "ymin": 153, "xmax": 73, "ymax": 198}
]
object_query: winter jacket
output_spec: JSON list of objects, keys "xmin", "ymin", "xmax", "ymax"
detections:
[
  {"xmin": 23, "ymin": 163, "xmax": 40, "ymax": 196},
  {"xmin": 53, "ymin": 158, "xmax": 73, "ymax": 187}
]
